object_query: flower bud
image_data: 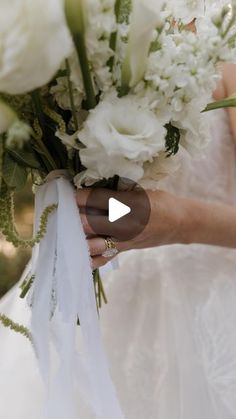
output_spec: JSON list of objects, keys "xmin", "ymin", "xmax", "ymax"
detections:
[
  {"xmin": 64, "ymin": 0, "xmax": 85, "ymax": 35},
  {"xmin": 0, "ymin": 101, "xmax": 17, "ymax": 135}
]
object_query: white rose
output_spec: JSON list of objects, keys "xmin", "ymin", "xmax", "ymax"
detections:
[
  {"xmin": 78, "ymin": 92, "xmax": 166, "ymax": 183},
  {"xmin": 0, "ymin": 0, "xmax": 72, "ymax": 94},
  {"xmin": 0, "ymin": 101, "xmax": 17, "ymax": 134}
]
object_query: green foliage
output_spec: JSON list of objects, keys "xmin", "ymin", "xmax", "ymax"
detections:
[
  {"xmin": 0, "ymin": 182, "xmax": 33, "ymax": 298},
  {"xmin": 7, "ymin": 147, "xmax": 41, "ymax": 170},
  {"xmin": 3, "ymin": 153, "xmax": 28, "ymax": 191},
  {"xmin": 20, "ymin": 275, "xmax": 34, "ymax": 299},
  {"xmin": 0, "ymin": 190, "xmax": 57, "ymax": 249},
  {"xmin": 117, "ymin": 0, "xmax": 132, "ymax": 24},
  {"xmin": 204, "ymin": 94, "xmax": 236, "ymax": 112},
  {"xmin": 165, "ymin": 123, "xmax": 181, "ymax": 156},
  {"xmin": 0, "ymin": 313, "xmax": 32, "ymax": 343}
]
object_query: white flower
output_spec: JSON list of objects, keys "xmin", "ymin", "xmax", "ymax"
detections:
[
  {"xmin": 55, "ymin": 130, "xmax": 81, "ymax": 150},
  {"xmin": 6, "ymin": 121, "xmax": 32, "ymax": 149},
  {"xmin": 176, "ymin": 98, "xmax": 211, "ymax": 156},
  {"xmin": 140, "ymin": 152, "xmax": 180, "ymax": 190},
  {"xmin": 0, "ymin": 0, "xmax": 72, "ymax": 94},
  {"xmin": 50, "ymin": 53, "xmax": 85, "ymax": 111},
  {"xmin": 168, "ymin": 0, "xmax": 205, "ymax": 23},
  {"xmin": 0, "ymin": 102, "xmax": 17, "ymax": 134},
  {"xmin": 78, "ymin": 92, "xmax": 166, "ymax": 183},
  {"xmin": 51, "ymin": 76, "xmax": 84, "ymax": 110},
  {"xmin": 122, "ymin": 0, "xmax": 164, "ymax": 87}
]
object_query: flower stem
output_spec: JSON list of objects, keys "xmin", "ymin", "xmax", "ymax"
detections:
[
  {"xmin": 0, "ymin": 135, "xmax": 3, "ymax": 192},
  {"xmin": 31, "ymin": 92, "xmax": 57, "ymax": 171},
  {"xmin": 73, "ymin": 32, "xmax": 97, "ymax": 109},
  {"xmin": 65, "ymin": 59, "xmax": 79, "ymax": 130},
  {"xmin": 108, "ymin": 0, "xmax": 122, "ymax": 71},
  {"xmin": 65, "ymin": 0, "xmax": 96, "ymax": 109}
]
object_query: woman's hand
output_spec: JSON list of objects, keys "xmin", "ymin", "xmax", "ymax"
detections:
[
  {"xmin": 77, "ymin": 188, "xmax": 189, "ymax": 269},
  {"xmin": 77, "ymin": 187, "xmax": 236, "ymax": 269}
]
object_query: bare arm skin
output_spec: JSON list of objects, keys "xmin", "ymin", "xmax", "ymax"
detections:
[{"xmin": 214, "ymin": 63, "xmax": 236, "ymax": 145}]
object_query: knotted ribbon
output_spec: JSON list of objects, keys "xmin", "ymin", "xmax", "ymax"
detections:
[{"xmin": 27, "ymin": 177, "xmax": 123, "ymax": 419}]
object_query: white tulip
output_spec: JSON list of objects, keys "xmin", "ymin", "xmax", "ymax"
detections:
[
  {"xmin": 122, "ymin": 0, "xmax": 163, "ymax": 88},
  {"xmin": 0, "ymin": 101, "xmax": 17, "ymax": 134},
  {"xmin": 0, "ymin": 0, "xmax": 72, "ymax": 94}
]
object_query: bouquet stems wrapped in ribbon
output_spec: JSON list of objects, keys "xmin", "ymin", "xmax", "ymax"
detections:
[{"xmin": 0, "ymin": 0, "xmax": 236, "ymax": 417}]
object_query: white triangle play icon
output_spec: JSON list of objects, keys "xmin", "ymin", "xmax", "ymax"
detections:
[{"xmin": 108, "ymin": 198, "xmax": 131, "ymax": 223}]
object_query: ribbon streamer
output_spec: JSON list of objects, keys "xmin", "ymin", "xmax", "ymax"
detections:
[{"xmin": 27, "ymin": 178, "xmax": 123, "ymax": 419}]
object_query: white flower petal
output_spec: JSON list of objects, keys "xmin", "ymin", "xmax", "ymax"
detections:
[{"xmin": 0, "ymin": 0, "xmax": 73, "ymax": 94}]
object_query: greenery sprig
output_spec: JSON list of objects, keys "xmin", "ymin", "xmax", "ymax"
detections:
[
  {"xmin": 0, "ymin": 313, "xmax": 32, "ymax": 343},
  {"xmin": 0, "ymin": 185, "xmax": 57, "ymax": 248}
]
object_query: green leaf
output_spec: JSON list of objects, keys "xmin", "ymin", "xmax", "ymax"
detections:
[
  {"xmin": 6, "ymin": 148, "xmax": 41, "ymax": 169},
  {"xmin": 204, "ymin": 93, "xmax": 236, "ymax": 112},
  {"xmin": 3, "ymin": 153, "xmax": 28, "ymax": 191},
  {"xmin": 165, "ymin": 123, "xmax": 180, "ymax": 156}
]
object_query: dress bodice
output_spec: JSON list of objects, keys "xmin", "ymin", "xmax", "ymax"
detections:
[{"xmin": 159, "ymin": 109, "xmax": 236, "ymax": 205}]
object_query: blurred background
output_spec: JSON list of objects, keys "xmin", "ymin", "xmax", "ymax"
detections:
[{"xmin": 0, "ymin": 184, "xmax": 34, "ymax": 298}]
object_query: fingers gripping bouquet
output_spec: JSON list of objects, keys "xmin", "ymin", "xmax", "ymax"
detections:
[{"xmin": 0, "ymin": 0, "xmax": 236, "ymax": 417}]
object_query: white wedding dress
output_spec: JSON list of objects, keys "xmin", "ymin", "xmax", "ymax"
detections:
[{"xmin": 1, "ymin": 108, "xmax": 236, "ymax": 419}]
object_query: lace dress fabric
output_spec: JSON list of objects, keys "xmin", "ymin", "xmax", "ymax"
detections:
[
  {"xmin": 98, "ymin": 109, "xmax": 236, "ymax": 419},
  {"xmin": 0, "ymin": 109, "xmax": 236, "ymax": 419}
]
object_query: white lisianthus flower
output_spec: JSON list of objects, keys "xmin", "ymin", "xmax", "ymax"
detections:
[
  {"xmin": 78, "ymin": 93, "xmax": 166, "ymax": 184},
  {"xmin": 175, "ymin": 98, "xmax": 211, "ymax": 156},
  {"xmin": 122, "ymin": 0, "xmax": 164, "ymax": 88},
  {"xmin": 0, "ymin": 102, "xmax": 17, "ymax": 134},
  {"xmin": 0, "ymin": 0, "xmax": 72, "ymax": 94}
]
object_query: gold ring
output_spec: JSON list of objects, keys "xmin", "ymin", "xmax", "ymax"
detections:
[{"xmin": 102, "ymin": 237, "xmax": 119, "ymax": 258}]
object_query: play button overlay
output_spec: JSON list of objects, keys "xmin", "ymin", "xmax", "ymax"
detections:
[
  {"xmin": 109, "ymin": 198, "xmax": 131, "ymax": 223},
  {"xmin": 84, "ymin": 178, "xmax": 151, "ymax": 242}
]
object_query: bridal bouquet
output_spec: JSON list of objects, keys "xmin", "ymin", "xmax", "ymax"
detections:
[{"xmin": 0, "ymin": 0, "xmax": 236, "ymax": 418}]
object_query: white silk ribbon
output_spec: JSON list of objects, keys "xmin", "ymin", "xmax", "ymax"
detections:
[{"xmin": 27, "ymin": 177, "xmax": 123, "ymax": 419}]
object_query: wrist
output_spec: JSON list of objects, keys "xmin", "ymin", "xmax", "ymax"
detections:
[{"xmin": 179, "ymin": 197, "xmax": 206, "ymax": 245}]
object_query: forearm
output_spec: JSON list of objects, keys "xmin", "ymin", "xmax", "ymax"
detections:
[{"xmin": 183, "ymin": 198, "xmax": 236, "ymax": 248}]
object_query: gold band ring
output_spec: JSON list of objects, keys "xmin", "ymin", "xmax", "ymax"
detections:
[{"xmin": 102, "ymin": 237, "xmax": 119, "ymax": 258}]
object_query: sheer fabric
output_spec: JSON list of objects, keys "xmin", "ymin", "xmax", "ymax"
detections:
[{"xmin": 1, "ymin": 109, "xmax": 236, "ymax": 418}]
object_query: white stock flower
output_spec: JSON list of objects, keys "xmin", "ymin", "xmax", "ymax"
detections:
[
  {"xmin": 78, "ymin": 93, "xmax": 166, "ymax": 183},
  {"xmin": 168, "ymin": 0, "xmax": 205, "ymax": 22},
  {"xmin": 0, "ymin": 102, "xmax": 17, "ymax": 134},
  {"xmin": 0, "ymin": 0, "xmax": 72, "ymax": 94}
]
